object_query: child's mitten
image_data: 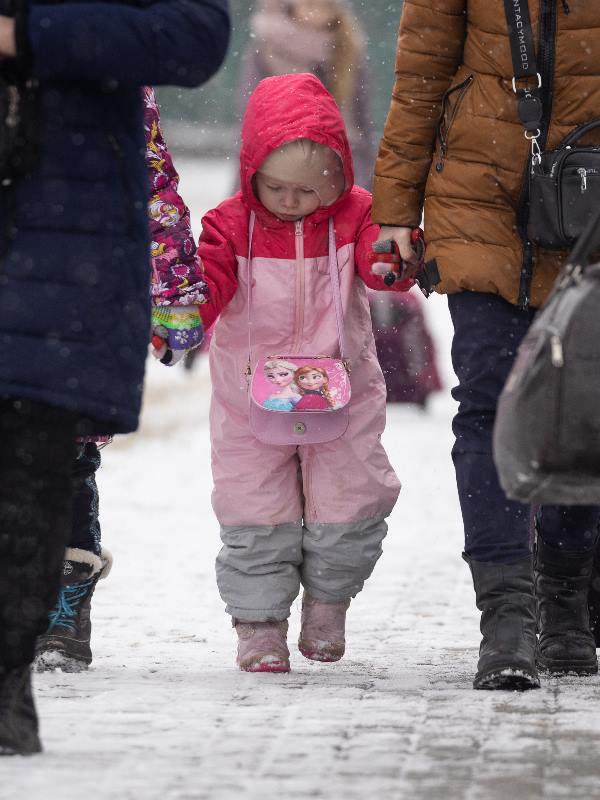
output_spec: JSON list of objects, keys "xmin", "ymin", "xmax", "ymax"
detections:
[{"xmin": 150, "ymin": 305, "xmax": 204, "ymax": 366}]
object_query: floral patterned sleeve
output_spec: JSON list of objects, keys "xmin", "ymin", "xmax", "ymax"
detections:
[{"xmin": 144, "ymin": 86, "xmax": 208, "ymax": 307}]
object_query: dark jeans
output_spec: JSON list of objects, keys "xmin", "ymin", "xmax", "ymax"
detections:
[
  {"xmin": 448, "ymin": 291, "xmax": 600, "ymax": 563},
  {"xmin": 0, "ymin": 399, "xmax": 78, "ymax": 668},
  {"xmin": 71, "ymin": 442, "xmax": 102, "ymax": 555}
]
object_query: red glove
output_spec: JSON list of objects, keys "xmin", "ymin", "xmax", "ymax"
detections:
[{"xmin": 369, "ymin": 228, "xmax": 425, "ymax": 291}]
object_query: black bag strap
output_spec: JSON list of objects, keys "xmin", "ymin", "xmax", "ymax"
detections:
[
  {"xmin": 558, "ymin": 118, "xmax": 600, "ymax": 149},
  {"xmin": 503, "ymin": 0, "xmax": 543, "ymax": 150}
]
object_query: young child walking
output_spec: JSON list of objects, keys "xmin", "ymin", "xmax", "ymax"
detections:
[{"xmin": 199, "ymin": 73, "xmax": 405, "ymax": 672}]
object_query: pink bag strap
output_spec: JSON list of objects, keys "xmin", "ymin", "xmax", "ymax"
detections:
[
  {"xmin": 246, "ymin": 212, "xmax": 347, "ymax": 368},
  {"xmin": 327, "ymin": 217, "xmax": 348, "ymax": 360}
]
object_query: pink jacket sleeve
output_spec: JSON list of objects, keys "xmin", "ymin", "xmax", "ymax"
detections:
[
  {"xmin": 196, "ymin": 204, "xmax": 241, "ymax": 331},
  {"xmin": 144, "ymin": 87, "xmax": 209, "ymax": 307}
]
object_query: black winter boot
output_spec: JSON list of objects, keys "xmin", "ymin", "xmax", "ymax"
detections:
[
  {"xmin": 464, "ymin": 554, "xmax": 540, "ymax": 690},
  {"xmin": 34, "ymin": 548, "xmax": 112, "ymax": 672},
  {"xmin": 0, "ymin": 666, "xmax": 41, "ymax": 756},
  {"xmin": 535, "ymin": 537, "xmax": 598, "ymax": 675},
  {"xmin": 588, "ymin": 541, "xmax": 600, "ymax": 647}
]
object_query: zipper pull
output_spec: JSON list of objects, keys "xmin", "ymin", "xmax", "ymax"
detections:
[
  {"xmin": 578, "ymin": 167, "xmax": 587, "ymax": 193},
  {"xmin": 550, "ymin": 334, "xmax": 564, "ymax": 368},
  {"xmin": 295, "ymin": 220, "xmax": 303, "ymax": 236},
  {"xmin": 561, "ymin": 0, "xmax": 570, "ymax": 14}
]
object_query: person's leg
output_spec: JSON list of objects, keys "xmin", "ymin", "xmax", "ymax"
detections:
[
  {"xmin": 449, "ymin": 291, "xmax": 536, "ymax": 563},
  {"xmin": 298, "ymin": 372, "xmax": 400, "ymax": 661},
  {"xmin": 448, "ymin": 291, "xmax": 539, "ymax": 690},
  {"xmin": 212, "ymin": 420, "xmax": 305, "ymax": 671},
  {"xmin": 35, "ymin": 441, "xmax": 112, "ymax": 671},
  {"xmin": 0, "ymin": 398, "xmax": 77, "ymax": 754},
  {"xmin": 537, "ymin": 506, "xmax": 600, "ymax": 553},
  {"xmin": 71, "ymin": 441, "xmax": 102, "ymax": 555}
]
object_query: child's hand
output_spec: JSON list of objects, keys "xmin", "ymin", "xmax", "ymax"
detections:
[{"xmin": 150, "ymin": 305, "xmax": 204, "ymax": 367}]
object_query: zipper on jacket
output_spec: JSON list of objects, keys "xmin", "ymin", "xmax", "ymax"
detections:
[
  {"xmin": 292, "ymin": 219, "xmax": 305, "ymax": 352},
  {"xmin": 516, "ymin": 0, "xmax": 557, "ymax": 309},
  {"xmin": 435, "ymin": 75, "xmax": 474, "ymax": 172}
]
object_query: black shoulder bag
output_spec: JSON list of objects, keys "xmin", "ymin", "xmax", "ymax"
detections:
[
  {"xmin": 503, "ymin": 0, "xmax": 600, "ymax": 250},
  {"xmin": 493, "ymin": 202, "xmax": 600, "ymax": 505}
]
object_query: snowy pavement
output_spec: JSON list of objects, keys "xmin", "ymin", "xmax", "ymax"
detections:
[{"xmin": 4, "ymin": 161, "xmax": 600, "ymax": 800}]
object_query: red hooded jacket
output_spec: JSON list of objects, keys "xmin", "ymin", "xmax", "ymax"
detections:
[{"xmin": 198, "ymin": 73, "xmax": 404, "ymax": 331}]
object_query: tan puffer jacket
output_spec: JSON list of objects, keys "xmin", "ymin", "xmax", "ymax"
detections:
[{"xmin": 372, "ymin": 0, "xmax": 600, "ymax": 308}]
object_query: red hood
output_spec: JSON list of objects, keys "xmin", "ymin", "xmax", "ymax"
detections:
[{"xmin": 239, "ymin": 73, "xmax": 354, "ymax": 222}]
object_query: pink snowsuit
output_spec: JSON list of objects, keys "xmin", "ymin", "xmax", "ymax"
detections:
[{"xmin": 199, "ymin": 74, "xmax": 401, "ymax": 621}]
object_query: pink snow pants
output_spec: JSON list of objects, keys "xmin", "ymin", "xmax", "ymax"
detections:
[{"xmin": 211, "ymin": 345, "xmax": 400, "ymax": 622}]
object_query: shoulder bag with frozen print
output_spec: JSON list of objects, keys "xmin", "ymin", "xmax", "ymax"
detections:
[{"xmin": 246, "ymin": 212, "xmax": 351, "ymax": 445}]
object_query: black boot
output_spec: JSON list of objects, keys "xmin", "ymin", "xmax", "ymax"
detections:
[
  {"xmin": 35, "ymin": 548, "xmax": 112, "ymax": 672},
  {"xmin": 535, "ymin": 537, "xmax": 598, "ymax": 675},
  {"xmin": 588, "ymin": 541, "xmax": 600, "ymax": 647},
  {"xmin": 0, "ymin": 666, "xmax": 41, "ymax": 756},
  {"xmin": 464, "ymin": 554, "xmax": 540, "ymax": 690}
]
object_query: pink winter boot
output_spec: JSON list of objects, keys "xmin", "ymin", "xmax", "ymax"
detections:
[
  {"xmin": 298, "ymin": 593, "xmax": 351, "ymax": 662},
  {"xmin": 235, "ymin": 620, "xmax": 290, "ymax": 673}
]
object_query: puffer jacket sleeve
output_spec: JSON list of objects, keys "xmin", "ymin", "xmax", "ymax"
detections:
[
  {"xmin": 196, "ymin": 205, "xmax": 240, "ymax": 330},
  {"xmin": 372, "ymin": 0, "xmax": 466, "ymax": 227},
  {"xmin": 25, "ymin": 0, "xmax": 230, "ymax": 87},
  {"xmin": 144, "ymin": 87, "xmax": 208, "ymax": 308}
]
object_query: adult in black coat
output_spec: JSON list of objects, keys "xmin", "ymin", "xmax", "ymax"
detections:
[{"xmin": 0, "ymin": 0, "xmax": 229, "ymax": 755}]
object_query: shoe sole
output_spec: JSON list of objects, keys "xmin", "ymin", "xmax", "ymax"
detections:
[
  {"xmin": 239, "ymin": 660, "xmax": 290, "ymax": 673},
  {"xmin": 474, "ymin": 667, "xmax": 541, "ymax": 691},
  {"xmin": 537, "ymin": 658, "xmax": 598, "ymax": 675},
  {"xmin": 33, "ymin": 650, "xmax": 90, "ymax": 673},
  {"xmin": 0, "ymin": 736, "xmax": 42, "ymax": 756},
  {"xmin": 298, "ymin": 646, "xmax": 343, "ymax": 663}
]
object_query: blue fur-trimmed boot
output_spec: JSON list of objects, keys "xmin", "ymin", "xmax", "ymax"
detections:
[{"xmin": 34, "ymin": 548, "xmax": 112, "ymax": 672}]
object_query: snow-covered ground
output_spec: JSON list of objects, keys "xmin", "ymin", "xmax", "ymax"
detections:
[{"xmin": 5, "ymin": 161, "xmax": 600, "ymax": 800}]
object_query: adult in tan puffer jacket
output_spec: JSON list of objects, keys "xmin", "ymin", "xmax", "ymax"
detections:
[{"xmin": 373, "ymin": 0, "xmax": 600, "ymax": 691}]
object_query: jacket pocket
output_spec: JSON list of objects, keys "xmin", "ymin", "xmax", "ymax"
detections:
[{"xmin": 435, "ymin": 75, "xmax": 474, "ymax": 173}]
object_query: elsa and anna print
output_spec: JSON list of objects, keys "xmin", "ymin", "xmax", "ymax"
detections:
[{"xmin": 260, "ymin": 359, "xmax": 349, "ymax": 412}]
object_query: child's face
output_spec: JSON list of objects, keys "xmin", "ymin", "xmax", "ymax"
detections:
[
  {"xmin": 255, "ymin": 173, "xmax": 321, "ymax": 222},
  {"xmin": 298, "ymin": 370, "xmax": 326, "ymax": 390},
  {"xmin": 265, "ymin": 366, "xmax": 295, "ymax": 386}
]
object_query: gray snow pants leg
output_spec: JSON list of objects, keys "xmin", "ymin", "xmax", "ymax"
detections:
[
  {"xmin": 216, "ymin": 521, "xmax": 304, "ymax": 622},
  {"xmin": 216, "ymin": 515, "xmax": 388, "ymax": 621},
  {"xmin": 301, "ymin": 515, "xmax": 388, "ymax": 602}
]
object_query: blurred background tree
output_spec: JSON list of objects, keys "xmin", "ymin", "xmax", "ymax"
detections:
[{"xmin": 157, "ymin": 0, "xmax": 403, "ymax": 155}]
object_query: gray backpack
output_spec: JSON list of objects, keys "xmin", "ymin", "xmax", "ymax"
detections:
[{"xmin": 493, "ymin": 211, "xmax": 600, "ymax": 504}]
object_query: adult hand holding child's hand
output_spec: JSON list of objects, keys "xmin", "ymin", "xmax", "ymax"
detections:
[{"xmin": 374, "ymin": 226, "xmax": 420, "ymax": 279}]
